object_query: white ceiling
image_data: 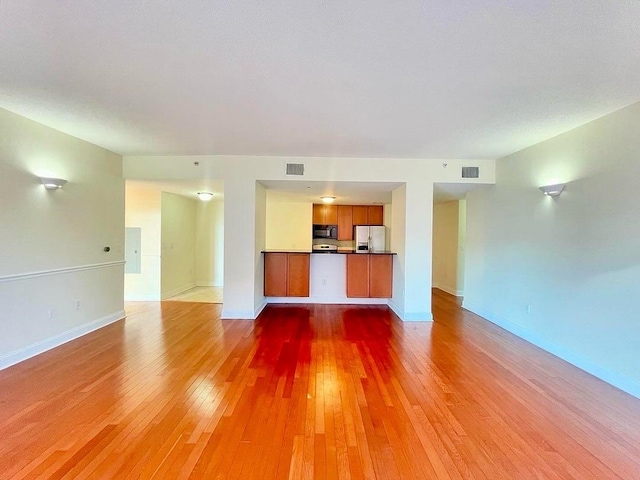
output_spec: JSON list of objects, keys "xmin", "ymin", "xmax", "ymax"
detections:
[
  {"xmin": 261, "ymin": 180, "xmax": 402, "ymax": 204},
  {"xmin": 1, "ymin": 1, "xmax": 640, "ymax": 159},
  {"xmin": 127, "ymin": 179, "xmax": 225, "ymax": 201}
]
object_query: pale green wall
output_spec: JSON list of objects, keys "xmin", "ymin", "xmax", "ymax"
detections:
[
  {"xmin": 161, "ymin": 192, "xmax": 197, "ymax": 299},
  {"xmin": 464, "ymin": 101, "xmax": 640, "ymax": 398}
]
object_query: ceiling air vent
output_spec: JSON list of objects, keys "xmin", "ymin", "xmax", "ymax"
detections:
[
  {"xmin": 462, "ymin": 166, "xmax": 479, "ymax": 179},
  {"xmin": 285, "ymin": 163, "xmax": 305, "ymax": 176}
]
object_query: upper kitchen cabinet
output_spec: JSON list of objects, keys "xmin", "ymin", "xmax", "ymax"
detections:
[
  {"xmin": 352, "ymin": 205, "xmax": 384, "ymax": 226},
  {"xmin": 352, "ymin": 206, "xmax": 368, "ymax": 225},
  {"xmin": 367, "ymin": 206, "xmax": 384, "ymax": 226},
  {"xmin": 313, "ymin": 204, "xmax": 338, "ymax": 225},
  {"xmin": 337, "ymin": 205, "xmax": 353, "ymax": 240}
]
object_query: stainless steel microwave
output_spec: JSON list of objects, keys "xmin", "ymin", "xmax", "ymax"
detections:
[{"xmin": 313, "ymin": 225, "xmax": 337, "ymax": 239}]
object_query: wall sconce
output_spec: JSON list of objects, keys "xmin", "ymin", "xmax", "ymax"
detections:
[
  {"xmin": 320, "ymin": 195, "xmax": 336, "ymax": 204},
  {"xmin": 539, "ymin": 183, "xmax": 565, "ymax": 197},
  {"xmin": 197, "ymin": 192, "xmax": 214, "ymax": 201},
  {"xmin": 40, "ymin": 177, "xmax": 67, "ymax": 190}
]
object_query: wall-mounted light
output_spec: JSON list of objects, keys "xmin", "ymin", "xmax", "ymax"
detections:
[
  {"xmin": 40, "ymin": 177, "xmax": 67, "ymax": 190},
  {"xmin": 197, "ymin": 192, "xmax": 214, "ymax": 201},
  {"xmin": 539, "ymin": 183, "xmax": 565, "ymax": 197},
  {"xmin": 320, "ymin": 195, "xmax": 336, "ymax": 204}
]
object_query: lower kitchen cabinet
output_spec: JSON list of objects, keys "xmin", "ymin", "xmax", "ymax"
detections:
[
  {"xmin": 264, "ymin": 252, "xmax": 310, "ymax": 297},
  {"xmin": 346, "ymin": 254, "xmax": 370, "ymax": 297},
  {"xmin": 346, "ymin": 254, "xmax": 393, "ymax": 298},
  {"xmin": 369, "ymin": 254, "xmax": 393, "ymax": 297}
]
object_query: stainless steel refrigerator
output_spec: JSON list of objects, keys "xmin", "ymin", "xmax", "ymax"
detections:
[{"xmin": 354, "ymin": 226, "xmax": 386, "ymax": 252}]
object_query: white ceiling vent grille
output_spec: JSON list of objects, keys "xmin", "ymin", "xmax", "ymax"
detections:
[
  {"xmin": 462, "ymin": 166, "xmax": 479, "ymax": 178},
  {"xmin": 285, "ymin": 163, "xmax": 305, "ymax": 176}
]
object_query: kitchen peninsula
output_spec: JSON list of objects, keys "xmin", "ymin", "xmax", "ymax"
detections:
[{"xmin": 262, "ymin": 249, "xmax": 396, "ymax": 303}]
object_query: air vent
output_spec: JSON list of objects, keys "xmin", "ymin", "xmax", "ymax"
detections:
[
  {"xmin": 285, "ymin": 163, "xmax": 305, "ymax": 176},
  {"xmin": 462, "ymin": 166, "xmax": 479, "ymax": 179}
]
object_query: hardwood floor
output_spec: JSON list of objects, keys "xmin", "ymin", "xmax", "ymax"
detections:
[{"xmin": 1, "ymin": 290, "xmax": 639, "ymax": 479}]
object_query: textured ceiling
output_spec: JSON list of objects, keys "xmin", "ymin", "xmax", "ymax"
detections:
[{"xmin": 1, "ymin": 1, "xmax": 639, "ymax": 158}]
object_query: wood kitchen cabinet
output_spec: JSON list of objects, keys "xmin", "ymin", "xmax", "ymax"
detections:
[
  {"xmin": 346, "ymin": 254, "xmax": 369, "ymax": 297},
  {"xmin": 337, "ymin": 205, "xmax": 353, "ymax": 240},
  {"xmin": 352, "ymin": 206, "xmax": 368, "ymax": 226},
  {"xmin": 351, "ymin": 205, "xmax": 384, "ymax": 226},
  {"xmin": 346, "ymin": 254, "xmax": 393, "ymax": 298},
  {"xmin": 367, "ymin": 206, "xmax": 384, "ymax": 225},
  {"xmin": 264, "ymin": 253, "xmax": 310, "ymax": 297},
  {"xmin": 369, "ymin": 254, "xmax": 393, "ymax": 297},
  {"xmin": 313, "ymin": 204, "xmax": 338, "ymax": 224}
]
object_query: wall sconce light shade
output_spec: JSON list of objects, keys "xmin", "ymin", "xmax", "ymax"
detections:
[
  {"xmin": 539, "ymin": 183, "xmax": 565, "ymax": 197},
  {"xmin": 320, "ymin": 195, "xmax": 336, "ymax": 204},
  {"xmin": 40, "ymin": 177, "xmax": 68, "ymax": 190},
  {"xmin": 197, "ymin": 192, "xmax": 214, "ymax": 201}
]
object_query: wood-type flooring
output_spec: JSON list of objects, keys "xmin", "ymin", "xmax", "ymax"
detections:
[{"xmin": 0, "ymin": 290, "xmax": 639, "ymax": 478}]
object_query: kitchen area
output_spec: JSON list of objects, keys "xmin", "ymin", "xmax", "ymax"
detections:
[{"xmin": 263, "ymin": 198, "xmax": 396, "ymax": 303}]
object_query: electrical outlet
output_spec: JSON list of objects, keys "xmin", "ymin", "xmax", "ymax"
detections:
[
  {"xmin": 526, "ymin": 304, "xmax": 531, "ymax": 314},
  {"xmin": 48, "ymin": 309, "xmax": 56, "ymax": 320},
  {"xmin": 321, "ymin": 278, "xmax": 327, "ymax": 286},
  {"xmin": 76, "ymin": 300, "xmax": 82, "ymax": 310}
]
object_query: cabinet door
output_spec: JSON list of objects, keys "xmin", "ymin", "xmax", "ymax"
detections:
[
  {"xmin": 324, "ymin": 205, "xmax": 338, "ymax": 224},
  {"xmin": 369, "ymin": 255, "xmax": 393, "ymax": 298},
  {"xmin": 346, "ymin": 254, "xmax": 370, "ymax": 298},
  {"xmin": 337, "ymin": 205, "xmax": 353, "ymax": 240},
  {"xmin": 264, "ymin": 253, "xmax": 288, "ymax": 297},
  {"xmin": 352, "ymin": 206, "xmax": 368, "ymax": 226},
  {"xmin": 367, "ymin": 206, "xmax": 384, "ymax": 226},
  {"xmin": 313, "ymin": 204, "xmax": 324, "ymax": 224},
  {"xmin": 287, "ymin": 253, "xmax": 310, "ymax": 297},
  {"xmin": 313, "ymin": 204, "xmax": 338, "ymax": 224}
]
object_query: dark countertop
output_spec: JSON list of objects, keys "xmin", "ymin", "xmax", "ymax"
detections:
[{"xmin": 262, "ymin": 250, "xmax": 397, "ymax": 255}]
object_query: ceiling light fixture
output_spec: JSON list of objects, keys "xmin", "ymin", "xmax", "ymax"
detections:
[
  {"xmin": 197, "ymin": 192, "xmax": 214, "ymax": 201},
  {"xmin": 320, "ymin": 195, "xmax": 336, "ymax": 204},
  {"xmin": 40, "ymin": 177, "xmax": 67, "ymax": 190},
  {"xmin": 539, "ymin": 183, "xmax": 565, "ymax": 197}
]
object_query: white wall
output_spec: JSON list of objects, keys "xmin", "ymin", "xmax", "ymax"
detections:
[
  {"xmin": 254, "ymin": 182, "xmax": 267, "ymax": 314},
  {"xmin": 389, "ymin": 184, "xmax": 407, "ymax": 318},
  {"xmin": 160, "ymin": 192, "xmax": 196, "ymax": 299},
  {"xmin": 464, "ymin": 101, "xmax": 640, "ymax": 398},
  {"xmin": 457, "ymin": 200, "xmax": 466, "ymax": 294},
  {"xmin": 432, "ymin": 200, "xmax": 462, "ymax": 296},
  {"xmin": 265, "ymin": 196, "xmax": 312, "ymax": 250},
  {"xmin": 124, "ymin": 155, "xmax": 496, "ymax": 320},
  {"xmin": 222, "ymin": 178, "xmax": 261, "ymax": 318},
  {"xmin": 195, "ymin": 199, "xmax": 224, "ymax": 287},
  {"xmin": 124, "ymin": 183, "xmax": 161, "ymax": 300},
  {"xmin": 0, "ymin": 107, "xmax": 124, "ymax": 369}
]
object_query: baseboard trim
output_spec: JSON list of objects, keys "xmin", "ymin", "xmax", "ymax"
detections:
[
  {"xmin": 161, "ymin": 283, "xmax": 197, "ymax": 300},
  {"xmin": 254, "ymin": 300, "xmax": 267, "ymax": 319},
  {"xmin": 462, "ymin": 301, "xmax": 640, "ymax": 399},
  {"xmin": 387, "ymin": 300, "xmax": 432, "ymax": 322},
  {"xmin": 0, "ymin": 261, "xmax": 126, "ymax": 283},
  {"xmin": 387, "ymin": 299, "xmax": 404, "ymax": 320},
  {"xmin": 402, "ymin": 311, "xmax": 433, "ymax": 321},
  {"xmin": 0, "ymin": 310, "xmax": 126, "ymax": 371},
  {"xmin": 221, "ymin": 308, "xmax": 257, "ymax": 320},
  {"xmin": 432, "ymin": 284, "xmax": 464, "ymax": 297},
  {"xmin": 265, "ymin": 297, "xmax": 388, "ymax": 305}
]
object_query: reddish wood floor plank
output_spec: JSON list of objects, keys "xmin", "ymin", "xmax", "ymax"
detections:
[{"xmin": 1, "ymin": 291, "xmax": 640, "ymax": 478}]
